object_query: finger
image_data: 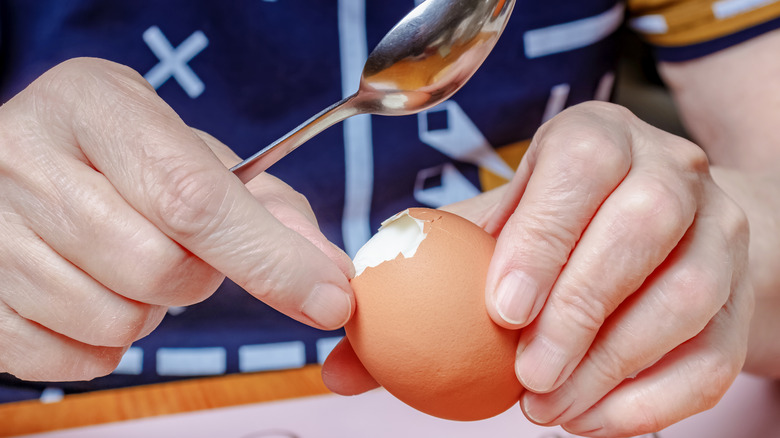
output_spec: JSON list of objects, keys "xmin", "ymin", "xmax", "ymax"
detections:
[
  {"xmin": 486, "ymin": 102, "xmax": 633, "ymax": 329},
  {"xmin": 0, "ymin": 301, "xmax": 130, "ymax": 381},
  {"xmin": 0, "ymin": 213, "xmax": 167, "ymax": 347},
  {"xmin": 195, "ymin": 129, "xmax": 355, "ymax": 279},
  {"xmin": 0, "ymin": 126, "xmax": 224, "ymax": 306},
  {"xmin": 520, "ymin": 198, "xmax": 744, "ymax": 425},
  {"xmin": 321, "ymin": 338, "xmax": 380, "ymax": 395},
  {"xmin": 30, "ymin": 59, "xmax": 352, "ymax": 330},
  {"xmin": 559, "ymin": 275, "xmax": 752, "ymax": 437},
  {"xmin": 246, "ymin": 174, "xmax": 355, "ymax": 278},
  {"xmin": 511, "ymin": 116, "xmax": 715, "ymax": 393},
  {"xmin": 512, "ymin": 144, "xmax": 704, "ymax": 392}
]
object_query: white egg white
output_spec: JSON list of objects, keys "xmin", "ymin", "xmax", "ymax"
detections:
[{"xmin": 352, "ymin": 209, "xmax": 429, "ymax": 277}]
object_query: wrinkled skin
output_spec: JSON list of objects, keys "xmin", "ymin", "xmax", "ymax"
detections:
[
  {"xmin": 0, "ymin": 58, "xmax": 354, "ymax": 381},
  {"xmin": 1, "ymin": 27, "xmax": 779, "ymax": 438},
  {"xmin": 325, "ymin": 29, "xmax": 780, "ymax": 437}
]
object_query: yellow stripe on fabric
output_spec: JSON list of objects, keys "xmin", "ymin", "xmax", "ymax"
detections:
[
  {"xmin": 628, "ymin": 0, "xmax": 780, "ymax": 46},
  {"xmin": 479, "ymin": 140, "xmax": 531, "ymax": 191}
]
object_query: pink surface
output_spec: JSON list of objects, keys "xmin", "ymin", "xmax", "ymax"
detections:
[{"xmin": 16, "ymin": 373, "xmax": 780, "ymax": 438}]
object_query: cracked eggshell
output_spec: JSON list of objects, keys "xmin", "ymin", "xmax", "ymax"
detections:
[{"xmin": 345, "ymin": 208, "xmax": 522, "ymax": 421}]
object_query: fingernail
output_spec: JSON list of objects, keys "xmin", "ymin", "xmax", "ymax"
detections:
[
  {"xmin": 521, "ymin": 392, "xmax": 548, "ymax": 424},
  {"xmin": 560, "ymin": 412, "xmax": 604, "ymax": 435},
  {"xmin": 495, "ymin": 271, "xmax": 537, "ymax": 325},
  {"xmin": 521, "ymin": 382, "xmax": 572, "ymax": 425},
  {"xmin": 516, "ymin": 336, "xmax": 567, "ymax": 393},
  {"xmin": 301, "ymin": 283, "xmax": 352, "ymax": 329}
]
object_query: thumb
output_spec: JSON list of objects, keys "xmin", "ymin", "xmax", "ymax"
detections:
[{"xmin": 321, "ymin": 338, "xmax": 380, "ymax": 395}]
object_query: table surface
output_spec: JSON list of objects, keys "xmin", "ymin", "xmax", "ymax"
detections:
[{"xmin": 0, "ymin": 365, "xmax": 330, "ymax": 437}]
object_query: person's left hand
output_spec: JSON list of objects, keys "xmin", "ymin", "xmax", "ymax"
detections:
[
  {"xmin": 472, "ymin": 101, "xmax": 753, "ymax": 436},
  {"xmin": 323, "ymin": 101, "xmax": 753, "ymax": 437}
]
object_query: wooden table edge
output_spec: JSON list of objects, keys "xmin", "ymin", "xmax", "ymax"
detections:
[{"xmin": 0, "ymin": 365, "xmax": 331, "ymax": 437}]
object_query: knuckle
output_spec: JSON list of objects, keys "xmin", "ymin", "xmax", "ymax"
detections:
[
  {"xmin": 31, "ymin": 58, "xmax": 159, "ymax": 132},
  {"xmin": 549, "ymin": 129, "xmax": 603, "ymax": 161},
  {"xmin": 146, "ymin": 261, "xmax": 222, "ymax": 306},
  {"xmin": 59, "ymin": 57, "xmax": 152, "ymax": 92},
  {"xmin": 720, "ymin": 196, "xmax": 749, "ymax": 247},
  {"xmin": 586, "ymin": 344, "xmax": 633, "ymax": 386},
  {"xmin": 674, "ymin": 140, "xmax": 710, "ymax": 175},
  {"xmin": 553, "ymin": 289, "xmax": 608, "ymax": 337},
  {"xmin": 660, "ymin": 265, "xmax": 723, "ymax": 324},
  {"xmin": 172, "ymin": 272, "xmax": 222, "ymax": 306},
  {"xmin": 151, "ymin": 163, "xmax": 231, "ymax": 240},
  {"xmin": 109, "ymin": 230, "xmax": 223, "ymax": 306},
  {"xmin": 711, "ymin": 197, "xmax": 750, "ymax": 294},
  {"xmin": 243, "ymin": 238, "xmax": 304, "ymax": 304},
  {"xmin": 132, "ymin": 304, "xmax": 168, "ymax": 340},
  {"xmin": 130, "ymin": 263, "xmax": 175, "ymax": 303},
  {"xmin": 75, "ymin": 348, "xmax": 127, "ymax": 380},
  {"xmin": 536, "ymin": 105, "xmax": 632, "ymax": 185},
  {"xmin": 287, "ymin": 190, "xmax": 315, "ymax": 215},
  {"xmin": 572, "ymin": 100, "xmax": 634, "ymax": 120},
  {"xmin": 149, "ymin": 271, "xmax": 223, "ymax": 306},
  {"xmin": 88, "ymin": 302, "xmax": 161, "ymax": 347},
  {"xmin": 539, "ymin": 123, "xmax": 629, "ymax": 177},
  {"xmin": 35, "ymin": 58, "xmax": 150, "ymax": 106},
  {"xmin": 688, "ymin": 351, "xmax": 739, "ymax": 411},
  {"xmin": 129, "ymin": 252, "xmax": 188, "ymax": 300},
  {"xmin": 515, "ymin": 216, "xmax": 579, "ymax": 270},
  {"xmin": 617, "ymin": 178, "xmax": 691, "ymax": 239},
  {"xmin": 34, "ymin": 58, "xmax": 93, "ymax": 95}
]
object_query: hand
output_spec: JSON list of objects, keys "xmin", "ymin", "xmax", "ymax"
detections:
[
  {"xmin": 475, "ymin": 101, "xmax": 753, "ymax": 436},
  {"xmin": 0, "ymin": 58, "xmax": 354, "ymax": 381},
  {"xmin": 322, "ymin": 101, "xmax": 753, "ymax": 435},
  {"xmin": 322, "ymin": 100, "xmax": 752, "ymax": 435}
]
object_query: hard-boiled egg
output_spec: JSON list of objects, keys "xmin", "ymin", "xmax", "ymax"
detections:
[{"xmin": 346, "ymin": 208, "xmax": 522, "ymax": 421}]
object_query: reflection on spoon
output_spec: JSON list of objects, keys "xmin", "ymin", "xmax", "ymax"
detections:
[{"xmin": 231, "ymin": 0, "xmax": 515, "ymax": 183}]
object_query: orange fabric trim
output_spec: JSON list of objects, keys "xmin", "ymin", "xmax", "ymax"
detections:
[{"xmin": 629, "ymin": 0, "xmax": 780, "ymax": 46}]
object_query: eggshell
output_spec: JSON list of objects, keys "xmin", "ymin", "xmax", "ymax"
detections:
[{"xmin": 345, "ymin": 208, "xmax": 522, "ymax": 421}]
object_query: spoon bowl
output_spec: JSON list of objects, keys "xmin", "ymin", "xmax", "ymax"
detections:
[{"xmin": 232, "ymin": 0, "xmax": 515, "ymax": 183}]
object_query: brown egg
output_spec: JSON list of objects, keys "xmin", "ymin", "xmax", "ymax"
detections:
[{"xmin": 345, "ymin": 208, "xmax": 522, "ymax": 421}]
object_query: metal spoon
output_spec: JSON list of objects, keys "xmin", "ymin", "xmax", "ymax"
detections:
[{"xmin": 231, "ymin": 0, "xmax": 515, "ymax": 183}]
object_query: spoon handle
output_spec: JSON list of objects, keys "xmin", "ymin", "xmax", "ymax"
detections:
[{"xmin": 231, "ymin": 94, "xmax": 361, "ymax": 183}]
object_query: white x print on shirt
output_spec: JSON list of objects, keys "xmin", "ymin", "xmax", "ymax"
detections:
[{"xmin": 143, "ymin": 26, "xmax": 209, "ymax": 98}]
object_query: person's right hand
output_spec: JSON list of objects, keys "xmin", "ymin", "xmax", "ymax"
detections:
[{"xmin": 0, "ymin": 58, "xmax": 354, "ymax": 381}]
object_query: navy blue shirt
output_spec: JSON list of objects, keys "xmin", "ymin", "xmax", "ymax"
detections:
[{"xmin": 1, "ymin": 0, "xmax": 778, "ymax": 402}]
